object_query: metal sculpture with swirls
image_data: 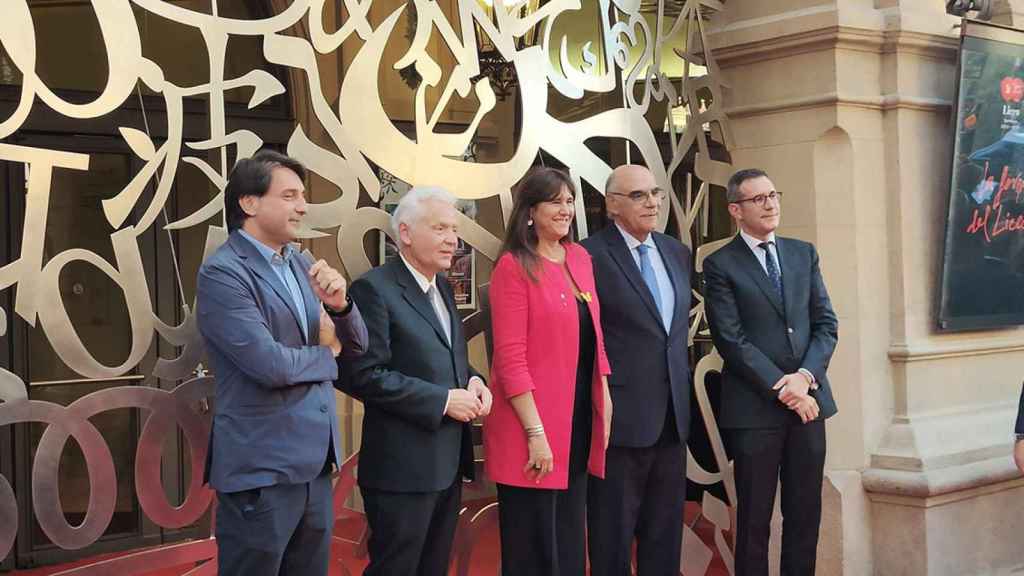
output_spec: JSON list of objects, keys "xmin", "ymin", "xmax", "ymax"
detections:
[{"xmin": 0, "ymin": 1, "xmax": 735, "ymax": 573}]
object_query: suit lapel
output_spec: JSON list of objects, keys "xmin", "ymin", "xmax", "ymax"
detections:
[
  {"xmin": 777, "ymin": 238, "xmax": 798, "ymax": 322},
  {"xmin": 602, "ymin": 227, "xmax": 664, "ymax": 330},
  {"xmin": 438, "ymin": 274, "xmax": 461, "ymax": 343},
  {"xmin": 291, "ymin": 251, "xmax": 321, "ymax": 344},
  {"xmin": 231, "ymin": 234, "xmax": 308, "ymax": 338},
  {"xmin": 730, "ymin": 235, "xmax": 786, "ymax": 318},
  {"xmin": 438, "ymin": 278, "xmax": 468, "ymax": 385},
  {"xmin": 393, "ymin": 261, "xmax": 453, "ymax": 349},
  {"xmin": 564, "ymin": 245, "xmax": 606, "ymax": 347},
  {"xmin": 653, "ymin": 233, "xmax": 688, "ymax": 335}
]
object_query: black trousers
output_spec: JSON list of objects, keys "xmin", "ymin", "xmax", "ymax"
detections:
[
  {"xmin": 729, "ymin": 421, "xmax": 826, "ymax": 576},
  {"xmin": 215, "ymin": 468, "xmax": 334, "ymax": 576},
  {"xmin": 587, "ymin": 442, "xmax": 686, "ymax": 576},
  {"xmin": 361, "ymin": 479, "xmax": 462, "ymax": 576},
  {"xmin": 496, "ymin": 470, "xmax": 588, "ymax": 576}
]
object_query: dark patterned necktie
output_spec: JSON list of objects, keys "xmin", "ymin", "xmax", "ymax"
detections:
[{"xmin": 759, "ymin": 241, "xmax": 783, "ymax": 301}]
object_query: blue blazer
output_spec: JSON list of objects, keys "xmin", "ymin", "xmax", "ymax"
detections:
[{"xmin": 197, "ymin": 231, "xmax": 367, "ymax": 493}]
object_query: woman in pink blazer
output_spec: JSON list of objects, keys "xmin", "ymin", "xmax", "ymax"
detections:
[{"xmin": 484, "ymin": 167, "xmax": 613, "ymax": 576}]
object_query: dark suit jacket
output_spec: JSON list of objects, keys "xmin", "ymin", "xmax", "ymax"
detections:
[
  {"xmin": 339, "ymin": 259, "xmax": 477, "ymax": 493},
  {"xmin": 197, "ymin": 232, "xmax": 368, "ymax": 493},
  {"xmin": 703, "ymin": 234, "xmax": 838, "ymax": 429},
  {"xmin": 582, "ymin": 226, "xmax": 692, "ymax": 447}
]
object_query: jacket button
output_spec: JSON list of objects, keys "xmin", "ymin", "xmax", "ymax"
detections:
[
  {"xmin": 320, "ymin": 405, "xmax": 329, "ymax": 413},
  {"xmin": 787, "ymin": 328, "xmax": 794, "ymax": 334}
]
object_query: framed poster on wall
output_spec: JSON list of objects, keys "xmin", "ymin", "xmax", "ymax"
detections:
[{"xmin": 938, "ymin": 20, "xmax": 1024, "ymax": 330}]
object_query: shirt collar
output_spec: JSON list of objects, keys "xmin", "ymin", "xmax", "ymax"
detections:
[
  {"xmin": 399, "ymin": 252, "xmax": 436, "ymax": 294},
  {"xmin": 237, "ymin": 229, "xmax": 296, "ymax": 266},
  {"xmin": 615, "ymin": 222, "xmax": 657, "ymax": 252},
  {"xmin": 739, "ymin": 229, "xmax": 777, "ymax": 253}
]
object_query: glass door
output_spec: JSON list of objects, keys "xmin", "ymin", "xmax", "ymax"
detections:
[{"xmin": 6, "ymin": 134, "xmax": 166, "ymax": 568}]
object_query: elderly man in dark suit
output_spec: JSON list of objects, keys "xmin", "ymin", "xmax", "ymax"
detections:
[
  {"xmin": 583, "ymin": 165, "xmax": 692, "ymax": 576},
  {"xmin": 197, "ymin": 150, "xmax": 368, "ymax": 576},
  {"xmin": 340, "ymin": 186, "xmax": 492, "ymax": 576},
  {"xmin": 703, "ymin": 168, "xmax": 839, "ymax": 576}
]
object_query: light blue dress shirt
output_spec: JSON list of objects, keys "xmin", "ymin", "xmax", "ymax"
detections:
[
  {"xmin": 615, "ymin": 223, "xmax": 675, "ymax": 331},
  {"xmin": 238, "ymin": 229, "xmax": 309, "ymax": 340}
]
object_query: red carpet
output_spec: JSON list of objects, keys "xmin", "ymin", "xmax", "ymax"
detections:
[
  {"xmin": 8, "ymin": 456, "xmax": 729, "ymax": 576},
  {"xmin": 7, "ymin": 501, "xmax": 729, "ymax": 576}
]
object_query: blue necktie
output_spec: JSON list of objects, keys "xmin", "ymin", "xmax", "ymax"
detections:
[
  {"xmin": 759, "ymin": 241, "xmax": 783, "ymax": 302},
  {"xmin": 636, "ymin": 244, "xmax": 665, "ymax": 326}
]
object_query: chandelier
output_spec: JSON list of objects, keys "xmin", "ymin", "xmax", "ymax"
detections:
[{"xmin": 474, "ymin": 0, "xmax": 541, "ymax": 100}]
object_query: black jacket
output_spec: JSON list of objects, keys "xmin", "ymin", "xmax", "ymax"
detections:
[
  {"xmin": 582, "ymin": 226, "xmax": 692, "ymax": 447},
  {"xmin": 703, "ymin": 234, "xmax": 839, "ymax": 428},
  {"xmin": 339, "ymin": 259, "xmax": 477, "ymax": 492}
]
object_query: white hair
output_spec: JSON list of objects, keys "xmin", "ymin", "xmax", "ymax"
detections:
[{"xmin": 390, "ymin": 186, "xmax": 457, "ymax": 236}]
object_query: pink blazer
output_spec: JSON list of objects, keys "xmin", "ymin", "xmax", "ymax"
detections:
[{"xmin": 483, "ymin": 243, "xmax": 612, "ymax": 489}]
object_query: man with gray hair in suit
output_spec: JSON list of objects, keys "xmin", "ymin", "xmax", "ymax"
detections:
[
  {"xmin": 340, "ymin": 186, "xmax": 492, "ymax": 576},
  {"xmin": 197, "ymin": 150, "xmax": 368, "ymax": 576}
]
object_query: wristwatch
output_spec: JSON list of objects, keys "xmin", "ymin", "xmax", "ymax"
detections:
[{"xmin": 326, "ymin": 295, "xmax": 353, "ymax": 316}]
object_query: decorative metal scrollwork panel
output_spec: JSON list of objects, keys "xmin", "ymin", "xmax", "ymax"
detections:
[{"xmin": 0, "ymin": 0, "xmax": 735, "ymax": 573}]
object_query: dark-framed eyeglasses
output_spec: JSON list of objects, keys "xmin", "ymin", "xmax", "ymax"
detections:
[
  {"xmin": 609, "ymin": 188, "xmax": 665, "ymax": 203},
  {"xmin": 731, "ymin": 190, "xmax": 782, "ymax": 208}
]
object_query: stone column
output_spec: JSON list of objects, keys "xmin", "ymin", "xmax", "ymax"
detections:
[{"xmin": 709, "ymin": 1, "xmax": 1024, "ymax": 573}]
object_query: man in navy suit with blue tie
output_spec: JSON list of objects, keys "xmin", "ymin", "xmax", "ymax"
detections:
[
  {"xmin": 584, "ymin": 165, "xmax": 692, "ymax": 576},
  {"xmin": 704, "ymin": 168, "xmax": 838, "ymax": 576},
  {"xmin": 197, "ymin": 150, "xmax": 368, "ymax": 576}
]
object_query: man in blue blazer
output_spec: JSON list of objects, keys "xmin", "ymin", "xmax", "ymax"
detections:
[
  {"xmin": 197, "ymin": 150, "xmax": 367, "ymax": 576},
  {"xmin": 583, "ymin": 165, "xmax": 692, "ymax": 576}
]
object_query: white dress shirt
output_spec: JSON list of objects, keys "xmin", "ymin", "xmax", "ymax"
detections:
[
  {"xmin": 739, "ymin": 229, "xmax": 781, "ymax": 279},
  {"xmin": 400, "ymin": 254, "xmax": 451, "ymax": 343}
]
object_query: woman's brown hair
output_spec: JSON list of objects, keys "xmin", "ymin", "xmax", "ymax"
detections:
[{"xmin": 500, "ymin": 166, "xmax": 577, "ymax": 281}]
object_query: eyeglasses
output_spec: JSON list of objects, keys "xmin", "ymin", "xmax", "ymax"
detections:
[
  {"xmin": 731, "ymin": 190, "xmax": 782, "ymax": 208},
  {"xmin": 609, "ymin": 188, "xmax": 665, "ymax": 203}
]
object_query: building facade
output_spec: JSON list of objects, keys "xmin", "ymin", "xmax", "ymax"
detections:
[
  {"xmin": 0, "ymin": 0, "xmax": 1021, "ymax": 574},
  {"xmin": 710, "ymin": 1, "xmax": 1024, "ymax": 574}
]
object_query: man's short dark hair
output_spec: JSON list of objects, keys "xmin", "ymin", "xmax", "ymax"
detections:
[
  {"xmin": 726, "ymin": 168, "xmax": 769, "ymax": 203},
  {"xmin": 225, "ymin": 150, "xmax": 307, "ymax": 232}
]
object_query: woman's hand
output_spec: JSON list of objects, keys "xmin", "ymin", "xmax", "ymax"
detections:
[{"xmin": 524, "ymin": 434, "xmax": 554, "ymax": 484}]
